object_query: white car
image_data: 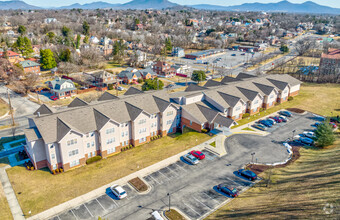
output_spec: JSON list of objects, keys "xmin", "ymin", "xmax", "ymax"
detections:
[
  {"xmin": 110, "ymin": 184, "xmax": 127, "ymax": 199},
  {"xmin": 267, "ymin": 118, "xmax": 276, "ymax": 124},
  {"xmin": 303, "ymin": 131, "xmax": 316, "ymax": 139},
  {"xmin": 117, "ymin": 86, "xmax": 125, "ymax": 91},
  {"xmin": 183, "ymin": 153, "xmax": 199, "ymax": 165}
]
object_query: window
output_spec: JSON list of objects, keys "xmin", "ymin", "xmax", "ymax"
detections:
[
  {"xmin": 88, "ymin": 152, "xmax": 92, "ymax": 158},
  {"xmin": 106, "ymin": 128, "xmax": 115, "ymax": 134},
  {"xmin": 167, "ymin": 120, "xmax": 173, "ymax": 125},
  {"xmin": 167, "ymin": 111, "xmax": 174, "ymax": 116},
  {"xmin": 139, "ymin": 119, "xmax": 146, "ymax": 124},
  {"xmin": 139, "ymin": 137, "xmax": 146, "ymax": 143},
  {"xmin": 87, "ymin": 143, "xmax": 90, "ymax": 148},
  {"xmin": 254, "ymin": 100, "xmax": 259, "ymax": 104},
  {"xmin": 70, "ymin": 160, "xmax": 80, "ymax": 168},
  {"xmin": 90, "ymin": 132, "xmax": 95, "ymax": 137},
  {"xmin": 106, "ymin": 138, "xmax": 115, "ymax": 144},
  {"xmin": 190, "ymin": 120, "xmax": 192, "ymax": 126},
  {"xmin": 51, "ymin": 154, "xmax": 55, "ymax": 159},
  {"xmin": 121, "ymin": 132, "xmax": 125, "ymax": 137},
  {"xmin": 139, "ymin": 128, "xmax": 147, "ymax": 134},
  {"xmin": 108, "ymin": 147, "xmax": 116, "ymax": 154},
  {"xmin": 52, "ymin": 164, "xmax": 57, "ymax": 170},
  {"xmin": 67, "ymin": 139, "xmax": 77, "ymax": 146},
  {"xmin": 284, "ymin": 90, "xmax": 288, "ymax": 94},
  {"xmin": 235, "ymin": 106, "xmax": 241, "ymax": 111},
  {"xmin": 68, "ymin": 149, "xmax": 79, "ymax": 157},
  {"xmin": 270, "ymin": 95, "xmax": 274, "ymax": 99},
  {"xmin": 91, "ymin": 141, "xmax": 94, "ymax": 147},
  {"xmin": 125, "ymin": 131, "xmax": 128, "ymax": 136}
]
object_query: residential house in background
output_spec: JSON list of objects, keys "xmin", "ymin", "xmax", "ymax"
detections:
[
  {"xmin": 118, "ymin": 67, "xmax": 157, "ymax": 84},
  {"xmin": 47, "ymin": 77, "xmax": 77, "ymax": 99},
  {"xmin": 7, "ymin": 51, "xmax": 24, "ymax": 64},
  {"xmin": 0, "ymin": 48, "xmax": 3, "ymax": 57},
  {"xmin": 153, "ymin": 61, "xmax": 175, "ymax": 78},
  {"xmin": 20, "ymin": 60, "xmax": 41, "ymax": 75},
  {"xmin": 86, "ymin": 70, "xmax": 117, "ymax": 86},
  {"xmin": 44, "ymin": 18, "xmax": 57, "ymax": 23},
  {"xmin": 172, "ymin": 64, "xmax": 191, "ymax": 77},
  {"xmin": 171, "ymin": 47, "xmax": 185, "ymax": 57},
  {"xmin": 319, "ymin": 48, "xmax": 340, "ymax": 75}
]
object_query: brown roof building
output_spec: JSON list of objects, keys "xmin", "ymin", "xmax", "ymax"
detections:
[{"xmin": 320, "ymin": 48, "xmax": 340, "ymax": 75}]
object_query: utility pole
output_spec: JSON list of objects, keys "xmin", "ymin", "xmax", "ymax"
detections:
[
  {"xmin": 116, "ymin": 76, "xmax": 118, "ymax": 96},
  {"xmin": 36, "ymin": 92, "xmax": 40, "ymax": 104},
  {"xmin": 7, "ymin": 88, "xmax": 15, "ymax": 127},
  {"xmin": 167, "ymin": 193, "xmax": 171, "ymax": 212}
]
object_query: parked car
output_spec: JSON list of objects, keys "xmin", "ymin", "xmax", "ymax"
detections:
[
  {"xmin": 110, "ymin": 184, "xmax": 127, "ymax": 199},
  {"xmin": 252, "ymin": 124, "xmax": 267, "ymax": 131},
  {"xmin": 231, "ymin": 54, "xmax": 236, "ymax": 56},
  {"xmin": 302, "ymin": 131, "xmax": 316, "ymax": 139},
  {"xmin": 313, "ymin": 122, "xmax": 322, "ymax": 127},
  {"xmin": 258, "ymin": 120, "xmax": 273, "ymax": 127},
  {"xmin": 329, "ymin": 122, "xmax": 338, "ymax": 128},
  {"xmin": 117, "ymin": 86, "xmax": 125, "ymax": 91},
  {"xmin": 330, "ymin": 117, "xmax": 340, "ymax": 123},
  {"xmin": 267, "ymin": 118, "xmax": 276, "ymax": 124},
  {"xmin": 217, "ymin": 184, "xmax": 239, "ymax": 197},
  {"xmin": 270, "ymin": 116, "xmax": 283, "ymax": 123},
  {"xmin": 50, "ymin": 96, "xmax": 58, "ymax": 101},
  {"xmin": 166, "ymin": 84, "xmax": 174, "ymax": 88},
  {"xmin": 278, "ymin": 115, "xmax": 288, "ymax": 122},
  {"xmin": 238, "ymin": 169, "xmax": 257, "ymax": 181},
  {"xmin": 279, "ymin": 110, "xmax": 292, "ymax": 117},
  {"xmin": 183, "ymin": 153, "xmax": 199, "ymax": 165},
  {"xmin": 299, "ymin": 137, "xmax": 314, "ymax": 146},
  {"xmin": 241, "ymin": 53, "xmax": 246, "ymax": 55},
  {"xmin": 190, "ymin": 150, "xmax": 205, "ymax": 160}
]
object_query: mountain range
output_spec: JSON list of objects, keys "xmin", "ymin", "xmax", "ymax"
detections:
[{"xmin": 0, "ymin": 0, "xmax": 339, "ymax": 14}]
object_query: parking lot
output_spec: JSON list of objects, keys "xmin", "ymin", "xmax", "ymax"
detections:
[
  {"xmin": 49, "ymin": 112, "xmax": 320, "ymax": 220},
  {"xmin": 179, "ymin": 50, "xmax": 262, "ymax": 68}
]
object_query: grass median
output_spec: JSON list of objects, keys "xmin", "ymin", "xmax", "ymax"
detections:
[
  {"xmin": 233, "ymin": 83, "xmax": 340, "ymax": 128},
  {"xmin": 206, "ymin": 133, "xmax": 340, "ymax": 219},
  {"xmin": 6, "ymin": 128, "xmax": 211, "ymax": 216}
]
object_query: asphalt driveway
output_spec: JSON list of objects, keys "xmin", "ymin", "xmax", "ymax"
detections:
[{"xmin": 49, "ymin": 112, "xmax": 319, "ymax": 220}]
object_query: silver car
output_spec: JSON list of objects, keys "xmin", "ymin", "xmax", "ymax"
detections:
[{"xmin": 183, "ymin": 153, "xmax": 199, "ymax": 165}]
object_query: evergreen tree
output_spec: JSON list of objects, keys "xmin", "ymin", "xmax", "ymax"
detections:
[
  {"xmin": 13, "ymin": 36, "xmax": 33, "ymax": 57},
  {"xmin": 165, "ymin": 37, "xmax": 172, "ymax": 52},
  {"xmin": 82, "ymin": 21, "xmax": 90, "ymax": 36},
  {"xmin": 142, "ymin": 78, "xmax": 164, "ymax": 91},
  {"xmin": 61, "ymin": 26, "xmax": 71, "ymax": 37},
  {"xmin": 40, "ymin": 49, "xmax": 57, "ymax": 70},
  {"xmin": 47, "ymin": 32, "xmax": 55, "ymax": 43},
  {"xmin": 18, "ymin": 25, "xmax": 26, "ymax": 36},
  {"xmin": 76, "ymin": 34, "xmax": 81, "ymax": 49},
  {"xmin": 83, "ymin": 35, "xmax": 89, "ymax": 44},
  {"xmin": 314, "ymin": 122, "xmax": 335, "ymax": 147},
  {"xmin": 191, "ymin": 70, "xmax": 206, "ymax": 84}
]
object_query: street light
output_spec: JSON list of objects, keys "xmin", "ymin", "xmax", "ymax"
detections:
[
  {"xmin": 292, "ymin": 129, "xmax": 296, "ymax": 141},
  {"xmin": 167, "ymin": 193, "xmax": 171, "ymax": 212},
  {"xmin": 251, "ymin": 152, "xmax": 255, "ymax": 163}
]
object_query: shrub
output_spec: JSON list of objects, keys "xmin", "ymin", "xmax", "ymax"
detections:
[
  {"xmin": 158, "ymin": 135, "xmax": 161, "ymax": 138},
  {"xmin": 274, "ymin": 102, "xmax": 280, "ymax": 106},
  {"xmin": 288, "ymin": 96, "xmax": 294, "ymax": 101},
  {"xmin": 259, "ymin": 108, "xmax": 265, "ymax": 112},
  {"xmin": 129, "ymin": 144, "xmax": 133, "ymax": 148},
  {"xmin": 242, "ymin": 113, "xmax": 250, "ymax": 119},
  {"xmin": 30, "ymin": 167, "xmax": 34, "ymax": 171},
  {"xmin": 137, "ymin": 78, "xmax": 143, "ymax": 83},
  {"xmin": 201, "ymin": 129, "xmax": 208, "ymax": 133},
  {"xmin": 55, "ymin": 168, "xmax": 59, "ymax": 173},
  {"xmin": 108, "ymin": 84, "xmax": 114, "ymax": 90},
  {"xmin": 52, "ymin": 170, "xmax": 56, "ymax": 175},
  {"xmin": 59, "ymin": 168, "xmax": 63, "ymax": 172},
  {"xmin": 26, "ymin": 166, "xmax": 30, "ymax": 170},
  {"xmin": 86, "ymin": 155, "xmax": 102, "ymax": 164}
]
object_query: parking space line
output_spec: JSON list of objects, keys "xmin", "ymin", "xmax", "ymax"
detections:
[
  {"xmin": 96, "ymin": 198, "xmax": 106, "ymax": 211},
  {"xmin": 107, "ymin": 196, "xmax": 119, "ymax": 207},
  {"xmin": 183, "ymin": 202, "xmax": 200, "ymax": 216},
  {"xmin": 225, "ymin": 177, "xmax": 241, "ymax": 186},
  {"xmin": 202, "ymin": 192, "xmax": 218, "ymax": 203},
  {"xmin": 57, "ymin": 215, "xmax": 61, "ymax": 220},
  {"xmin": 193, "ymin": 196, "xmax": 211, "ymax": 210},
  {"xmin": 149, "ymin": 174, "xmax": 161, "ymax": 185},
  {"xmin": 165, "ymin": 166, "xmax": 179, "ymax": 177},
  {"xmin": 84, "ymin": 204, "xmax": 94, "ymax": 217},
  {"xmin": 174, "ymin": 162, "xmax": 187, "ymax": 172},
  {"xmin": 70, "ymin": 209, "xmax": 79, "ymax": 220},
  {"xmin": 158, "ymin": 170, "xmax": 171, "ymax": 181}
]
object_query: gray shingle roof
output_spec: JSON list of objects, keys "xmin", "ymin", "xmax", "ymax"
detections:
[
  {"xmin": 20, "ymin": 60, "xmax": 40, "ymax": 68},
  {"xmin": 197, "ymin": 104, "xmax": 219, "ymax": 122},
  {"xmin": 213, "ymin": 114, "xmax": 235, "ymax": 128},
  {"xmin": 266, "ymin": 78, "xmax": 289, "ymax": 90},
  {"xmin": 253, "ymin": 82, "xmax": 275, "ymax": 95},
  {"xmin": 34, "ymin": 104, "xmax": 55, "ymax": 116},
  {"xmin": 56, "ymin": 118, "xmax": 71, "ymax": 142},
  {"xmin": 153, "ymin": 96, "xmax": 171, "ymax": 112},
  {"xmin": 217, "ymin": 91, "xmax": 241, "ymax": 107},
  {"xmin": 266, "ymin": 74, "xmax": 301, "ymax": 86},
  {"xmin": 236, "ymin": 72, "xmax": 257, "ymax": 79},
  {"xmin": 124, "ymin": 87, "xmax": 144, "ymax": 95},
  {"xmin": 24, "ymin": 128, "xmax": 41, "ymax": 142},
  {"xmin": 185, "ymin": 84, "xmax": 208, "ymax": 92},
  {"xmin": 204, "ymin": 80, "xmax": 223, "ymax": 87},
  {"xmin": 68, "ymin": 97, "xmax": 88, "ymax": 108},
  {"xmin": 237, "ymin": 87, "xmax": 259, "ymax": 101},
  {"xmin": 221, "ymin": 76, "xmax": 242, "ymax": 84},
  {"xmin": 98, "ymin": 92, "xmax": 119, "ymax": 101},
  {"xmin": 125, "ymin": 102, "xmax": 144, "ymax": 121},
  {"xmin": 93, "ymin": 108, "xmax": 110, "ymax": 131}
]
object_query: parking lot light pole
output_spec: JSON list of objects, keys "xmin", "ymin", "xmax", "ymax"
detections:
[
  {"xmin": 251, "ymin": 152, "xmax": 255, "ymax": 163},
  {"xmin": 167, "ymin": 193, "xmax": 171, "ymax": 212},
  {"xmin": 292, "ymin": 130, "xmax": 296, "ymax": 141}
]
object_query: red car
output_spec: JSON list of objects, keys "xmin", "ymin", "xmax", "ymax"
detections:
[
  {"xmin": 190, "ymin": 150, "xmax": 205, "ymax": 160},
  {"xmin": 50, "ymin": 96, "xmax": 58, "ymax": 101},
  {"xmin": 329, "ymin": 122, "xmax": 338, "ymax": 128},
  {"xmin": 270, "ymin": 116, "xmax": 283, "ymax": 123}
]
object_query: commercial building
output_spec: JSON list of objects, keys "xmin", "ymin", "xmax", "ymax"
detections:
[{"xmin": 185, "ymin": 49, "xmax": 225, "ymax": 60}]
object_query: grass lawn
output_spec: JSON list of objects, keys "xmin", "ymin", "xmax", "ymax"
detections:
[
  {"xmin": 0, "ymin": 182, "xmax": 13, "ymax": 220},
  {"xmin": 241, "ymin": 127, "xmax": 255, "ymax": 132},
  {"xmin": 7, "ymin": 128, "xmax": 212, "ymax": 216},
  {"xmin": 206, "ymin": 133, "xmax": 340, "ymax": 219},
  {"xmin": 232, "ymin": 83, "xmax": 340, "ymax": 128},
  {"xmin": 209, "ymin": 141, "xmax": 216, "ymax": 147},
  {"xmin": 165, "ymin": 209, "xmax": 186, "ymax": 220},
  {"xmin": 0, "ymin": 98, "xmax": 9, "ymax": 117}
]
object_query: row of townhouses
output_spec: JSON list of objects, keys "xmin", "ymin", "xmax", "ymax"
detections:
[{"xmin": 24, "ymin": 73, "xmax": 301, "ymax": 172}]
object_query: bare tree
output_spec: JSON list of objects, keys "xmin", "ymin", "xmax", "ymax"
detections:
[{"xmin": 295, "ymin": 38, "xmax": 315, "ymax": 56}]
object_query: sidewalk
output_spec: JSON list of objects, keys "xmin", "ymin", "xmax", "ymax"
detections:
[
  {"xmin": 0, "ymin": 166, "xmax": 25, "ymax": 220},
  {"xmin": 27, "ymin": 137, "xmax": 217, "ymax": 220}
]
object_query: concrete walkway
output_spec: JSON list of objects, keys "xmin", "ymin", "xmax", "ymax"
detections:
[
  {"xmin": 0, "ymin": 166, "xmax": 25, "ymax": 220},
  {"xmin": 27, "ymin": 137, "xmax": 216, "ymax": 220}
]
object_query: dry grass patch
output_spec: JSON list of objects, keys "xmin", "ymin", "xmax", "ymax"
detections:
[
  {"xmin": 128, "ymin": 177, "xmax": 148, "ymax": 192},
  {"xmin": 165, "ymin": 209, "xmax": 186, "ymax": 220},
  {"xmin": 7, "ymin": 128, "xmax": 211, "ymax": 216},
  {"xmin": 0, "ymin": 98, "xmax": 9, "ymax": 117},
  {"xmin": 0, "ymin": 180, "xmax": 13, "ymax": 220},
  {"xmin": 206, "ymin": 135, "xmax": 340, "ymax": 220}
]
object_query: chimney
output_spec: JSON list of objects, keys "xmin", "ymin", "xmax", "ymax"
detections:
[{"xmin": 37, "ymin": 112, "xmax": 40, "ymax": 117}]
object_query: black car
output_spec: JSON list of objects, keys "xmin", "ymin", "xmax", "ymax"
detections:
[
  {"xmin": 238, "ymin": 169, "xmax": 257, "ymax": 181},
  {"xmin": 217, "ymin": 184, "xmax": 239, "ymax": 197}
]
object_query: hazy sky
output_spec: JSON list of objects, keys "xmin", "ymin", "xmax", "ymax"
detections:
[{"xmin": 10, "ymin": 0, "xmax": 340, "ymax": 8}]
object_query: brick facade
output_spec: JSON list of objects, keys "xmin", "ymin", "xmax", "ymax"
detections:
[
  {"xmin": 181, "ymin": 117, "xmax": 202, "ymax": 132},
  {"xmin": 289, "ymin": 90, "xmax": 299, "ymax": 97},
  {"xmin": 35, "ymin": 159, "xmax": 48, "ymax": 169}
]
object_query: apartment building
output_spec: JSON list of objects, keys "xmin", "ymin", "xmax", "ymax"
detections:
[{"xmin": 24, "ymin": 73, "xmax": 301, "ymax": 172}]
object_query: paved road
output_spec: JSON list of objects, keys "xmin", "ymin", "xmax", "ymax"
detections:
[
  {"xmin": 0, "ymin": 114, "xmax": 31, "ymax": 137},
  {"xmin": 48, "ymin": 112, "xmax": 319, "ymax": 220},
  {"xmin": 0, "ymin": 83, "xmax": 40, "ymax": 117}
]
